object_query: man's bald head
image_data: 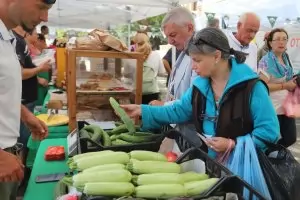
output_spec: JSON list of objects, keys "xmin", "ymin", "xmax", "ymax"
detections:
[
  {"xmin": 239, "ymin": 12, "xmax": 260, "ymax": 24},
  {"xmin": 236, "ymin": 12, "xmax": 260, "ymax": 46}
]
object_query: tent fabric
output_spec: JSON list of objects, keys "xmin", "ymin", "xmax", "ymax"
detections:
[
  {"xmin": 202, "ymin": 0, "xmax": 300, "ymax": 28},
  {"xmin": 47, "ymin": 0, "xmax": 197, "ymax": 29}
]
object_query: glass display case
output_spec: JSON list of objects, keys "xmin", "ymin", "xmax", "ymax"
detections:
[{"xmin": 66, "ymin": 49, "xmax": 144, "ymax": 131}]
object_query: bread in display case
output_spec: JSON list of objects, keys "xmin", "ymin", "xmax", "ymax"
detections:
[{"xmin": 66, "ymin": 49, "xmax": 144, "ymax": 131}]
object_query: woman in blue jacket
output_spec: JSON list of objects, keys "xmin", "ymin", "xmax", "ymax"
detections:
[{"xmin": 122, "ymin": 28, "xmax": 279, "ymax": 155}]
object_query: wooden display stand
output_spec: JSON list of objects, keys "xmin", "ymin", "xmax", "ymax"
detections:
[
  {"xmin": 56, "ymin": 47, "xmax": 67, "ymax": 88},
  {"xmin": 66, "ymin": 49, "xmax": 144, "ymax": 131}
]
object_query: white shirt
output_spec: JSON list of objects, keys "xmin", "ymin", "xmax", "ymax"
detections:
[
  {"xmin": 0, "ymin": 20, "xmax": 22, "ymax": 149},
  {"xmin": 123, "ymin": 51, "xmax": 165, "ymax": 93},
  {"xmin": 259, "ymin": 70, "xmax": 287, "ymax": 115},
  {"xmin": 225, "ymin": 31, "xmax": 258, "ymax": 72}
]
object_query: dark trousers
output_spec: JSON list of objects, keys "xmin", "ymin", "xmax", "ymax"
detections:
[
  {"xmin": 0, "ymin": 182, "xmax": 19, "ymax": 200},
  {"xmin": 277, "ymin": 115, "xmax": 297, "ymax": 147},
  {"xmin": 142, "ymin": 93, "xmax": 160, "ymax": 105},
  {"xmin": 18, "ymin": 101, "xmax": 35, "ymax": 165},
  {"xmin": 18, "ymin": 101, "xmax": 35, "ymax": 191}
]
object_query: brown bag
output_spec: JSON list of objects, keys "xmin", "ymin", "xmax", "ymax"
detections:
[
  {"xmin": 75, "ymin": 36, "xmax": 108, "ymax": 51},
  {"xmin": 89, "ymin": 29, "xmax": 128, "ymax": 52}
]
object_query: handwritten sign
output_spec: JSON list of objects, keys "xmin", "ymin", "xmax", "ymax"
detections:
[
  {"xmin": 287, "ymin": 31, "xmax": 300, "ymax": 73},
  {"xmin": 289, "ymin": 37, "xmax": 300, "ymax": 48}
]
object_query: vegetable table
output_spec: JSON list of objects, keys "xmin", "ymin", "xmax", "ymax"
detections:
[{"xmin": 24, "ymin": 138, "xmax": 69, "ymax": 200}]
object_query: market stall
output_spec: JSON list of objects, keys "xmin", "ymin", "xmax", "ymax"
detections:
[{"xmin": 24, "ymin": 126, "xmax": 267, "ymax": 200}]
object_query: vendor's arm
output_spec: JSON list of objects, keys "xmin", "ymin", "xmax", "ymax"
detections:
[
  {"xmin": 250, "ymin": 81, "xmax": 280, "ymax": 149},
  {"xmin": 162, "ymin": 48, "xmax": 173, "ymax": 74},
  {"xmin": 158, "ymin": 57, "xmax": 166, "ymax": 76},
  {"xmin": 22, "ymin": 67, "xmax": 40, "ymax": 80},
  {"xmin": 21, "ymin": 105, "xmax": 48, "ymax": 140},
  {"xmin": 162, "ymin": 59, "xmax": 172, "ymax": 74},
  {"xmin": 141, "ymin": 87, "xmax": 193, "ymax": 130},
  {"xmin": 38, "ymin": 77, "xmax": 49, "ymax": 87},
  {"xmin": 22, "ymin": 60, "xmax": 51, "ymax": 80}
]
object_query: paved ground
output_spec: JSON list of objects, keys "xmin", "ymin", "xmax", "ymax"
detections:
[{"xmin": 288, "ymin": 119, "xmax": 300, "ymax": 161}]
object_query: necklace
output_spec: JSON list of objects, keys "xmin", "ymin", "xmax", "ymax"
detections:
[{"xmin": 211, "ymin": 80, "xmax": 226, "ymax": 102}]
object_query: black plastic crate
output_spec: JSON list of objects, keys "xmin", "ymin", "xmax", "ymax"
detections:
[
  {"xmin": 177, "ymin": 148, "xmax": 267, "ymax": 200},
  {"xmin": 77, "ymin": 121, "xmax": 164, "ymax": 153},
  {"xmin": 80, "ymin": 148, "xmax": 267, "ymax": 200},
  {"xmin": 169, "ymin": 129, "xmax": 267, "ymax": 200},
  {"xmin": 78, "ymin": 128, "xmax": 266, "ymax": 200}
]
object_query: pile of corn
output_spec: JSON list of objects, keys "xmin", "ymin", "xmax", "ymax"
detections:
[{"xmin": 63, "ymin": 150, "xmax": 219, "ymax": 198}]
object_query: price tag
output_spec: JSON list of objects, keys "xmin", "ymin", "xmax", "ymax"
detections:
[{"xmin": 67, "ymin": 128, "xmax": 78, "ymax": 157}]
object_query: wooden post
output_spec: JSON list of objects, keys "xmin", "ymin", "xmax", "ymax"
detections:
[
  {"xmin": 103, "ymin": 58, "xmax": 108, "ymax": 71},
  {"xmin": 135, "ymin": 58, "xmax": 143, "ymax": 105},
  {"xmin": 135, "ymin": 58, "xmax": 143, "ymax": 124},
  {"xmin": 56, "ymin": 48, "xmax": 66, "ymax": 88},
  {"xmin": 115, "ymin": 58, "xmax": 122, "ymax": 79},
  {"xmin": 67, "ymin": 50, "xmax": 77, "ymax": 132}
]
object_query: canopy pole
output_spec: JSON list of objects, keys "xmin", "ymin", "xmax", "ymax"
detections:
[{"xmin": 128, "ymin": 23, "xmax": 131, "ymax": 47}]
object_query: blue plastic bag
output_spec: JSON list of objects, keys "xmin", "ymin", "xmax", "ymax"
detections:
[{"xmin": 227, "ymin": 135, "xmax": 271, "ymax": 200}]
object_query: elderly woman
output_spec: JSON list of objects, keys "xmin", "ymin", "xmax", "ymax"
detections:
[
  {"xmin": 122, "ymin": 27, "xmax": 279, "ymax": 155},
  {"xmin": 258, "ymin": 28, "xmax": 297, "ymax": 147}
]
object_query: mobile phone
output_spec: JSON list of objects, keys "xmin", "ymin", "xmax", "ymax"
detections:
[
  {"xmin": 197, "ymin": 133, "xmax": 208, "ymax": 143},
  {"xmin": 35, "ymin": 172, "xmax": 67, "ymax": 183},
  {"xmin": 52, "ymin": 90, "xmax": 64, "ymax": 94}
]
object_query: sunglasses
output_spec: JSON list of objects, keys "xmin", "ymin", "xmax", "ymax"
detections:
[
  {"xmin": 191, "ymin": 35, "xmax": 228, "ymax": 53},
  {"xmin": 44, "ymin": 0, "xmax": 56, "ymax": 4}
]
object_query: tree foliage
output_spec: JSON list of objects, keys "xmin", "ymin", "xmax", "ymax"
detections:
[{"xmin": 110, "ymin": 13, "xmax": 167, "ymax": 45}]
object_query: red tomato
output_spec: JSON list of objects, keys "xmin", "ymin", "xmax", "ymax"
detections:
[
  {"xmin": 66, "ymin": 195, "xmax": 78, "ymax": 200},
  {"xmin": 165, "ymin": 151, "xmax": 178, "ymax": 162}
]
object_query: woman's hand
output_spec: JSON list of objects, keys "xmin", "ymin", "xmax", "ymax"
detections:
[
  {"xmin": 120, "ymin": 104, "xmax": 142, "ymax": 118},
  {"xmin": 38, "ymin": 60, "xmax": 51, "ymax": 72},
  {"xmin": 206, "ymin": 137, "xmax": 235, "ymax": 153},
  {"xmin": 149, "ymin": 100, "xmax": 164, "ymax": 106},
  {"xmin": 283, "ymin": 78, "xmax": 297, "ymax": 91},
  {"xmin": 38, "ymin": 77, "xmax": 49, "ymax": 87}
]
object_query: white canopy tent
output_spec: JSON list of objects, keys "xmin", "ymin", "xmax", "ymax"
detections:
[
  {"xmin": 201, "ymin": 0, "xmax": 300, "ymax": 30},
  {"xmin": 199, "ymin": 0, "xmax": 300, "ymax": 70},
  {"xmin": 47, "ymin": 0, "xmax": 197, "ymax": 29}
]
